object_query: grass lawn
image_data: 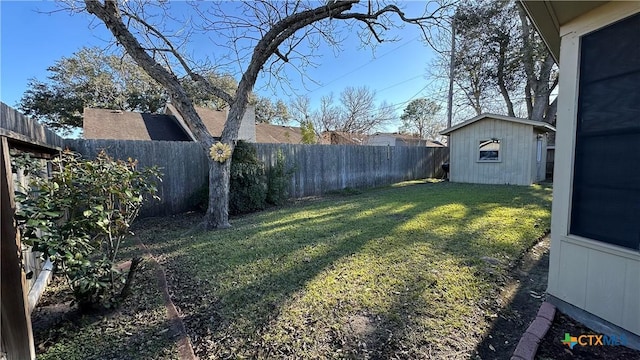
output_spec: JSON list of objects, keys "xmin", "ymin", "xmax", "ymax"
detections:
[{"xmin": 36, "ymin": 180, "xmax": 552, "ymax": 359}]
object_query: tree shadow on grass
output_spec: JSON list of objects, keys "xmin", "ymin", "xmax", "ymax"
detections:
[
  {"xmin": 129, "ymin": 182, "xmax": 552, "ymax": 358},
  {"xmin": 473, "ymin": 236, "xmax": 550, "ymax": 359}
]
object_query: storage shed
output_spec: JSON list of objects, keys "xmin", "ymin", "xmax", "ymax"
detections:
[
  {"xmin": 440, "ymin": 113, "xmax": 555, "ymax": 186},
  {"xmin": 521, "ymin": 0, "xmax": 640, "ymax": 345}
]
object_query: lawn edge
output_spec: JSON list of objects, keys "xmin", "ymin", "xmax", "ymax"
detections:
[{"xmin": 135, "ymin": 237, "xmax": 196, "ymax": 360}]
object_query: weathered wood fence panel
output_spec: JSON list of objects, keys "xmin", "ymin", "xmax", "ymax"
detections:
[
  {"xmin": 65, "ymin": 139, "xmax": 209, "ymax": 217},
  {"xmin": 66, "ymin": 140, "xmax": 449, "ymax": 217},
  {"xmin": 1, "ymin": 103, "xmax": 60, "ymax": 337},
  {"xmin": 0, "ymin": 102, "xmax": 64, "ymax": 149},
  {"xmin": 256, "ymin": 144, "xmax": 449, "ymax": 198}
]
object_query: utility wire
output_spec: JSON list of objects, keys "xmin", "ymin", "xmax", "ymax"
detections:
[{"xmin": 307, "ymin": 35, "xmax": 421, "ymax": 94}]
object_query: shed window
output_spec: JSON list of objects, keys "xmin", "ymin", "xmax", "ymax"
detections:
[
  {"xmin": 571, "ymin": 12, "xmax": 640, "ymax": 251},
  {"xmin": 479, "ymin": 139, "xmax": 500, "ymax": 161}
]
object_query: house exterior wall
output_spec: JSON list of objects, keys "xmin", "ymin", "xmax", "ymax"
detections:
[
  {"xmin": 237, "ymin": 105, "xmax": 256, "ymax": 142},
  {"xmin": 448, "ymin": 118, "xmax": 536, "ymax": 186},
  {"xmin": 367, "ymin": 134, "xmax": 395, "ymax": 146},
  {"xmin": 549, "ymin": 1, "xmax": 640, "ymax": 336}
]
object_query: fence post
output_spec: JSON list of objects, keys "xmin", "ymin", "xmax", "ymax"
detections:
[{"xmin": 1, "ymin": 137, "xmax": 36, "ymax": 360}]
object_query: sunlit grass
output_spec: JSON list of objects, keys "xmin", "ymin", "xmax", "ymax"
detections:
[{"xmin": 131, "ymin": 181, "xmax": 552, "ymax": 358}]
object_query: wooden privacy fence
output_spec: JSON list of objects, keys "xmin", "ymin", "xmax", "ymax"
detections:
[
  {"xmin": 1, "ymin": 102, "xmax": 64, "ymax": 360},
  {"xmin": 67, "ymin": 140, "xmax": 449, "ymax": 217},
  {"xmin": 256, "ymin": 144, "xmax": 449, "ymax": 198},
  {"xmin": 65, "ymin": 139, "xmax": 209, "ymax": 218}
]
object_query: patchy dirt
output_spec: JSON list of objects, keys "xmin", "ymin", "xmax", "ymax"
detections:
[
  {"xmin": 31, "ymin": 260, "xmax": 179, "ymax": 359},
  {"xmin": 474, "ymin": 235, "xmax": 640, "ymax": 360},
  {"xmin": 475, "ymin": 235, "xmax": 551, "ymax": 359},
  {"xmin": 536, "ymin": 312, "xmax": 640, "ymax": 360}
]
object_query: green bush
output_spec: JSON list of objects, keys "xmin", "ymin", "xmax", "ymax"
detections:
[
  {"xmin": 14, "ymin": 150, "xmax": 161, "ymax": 311},
  {"xmin": 191, "ymin": 143, "xmax": 295, "ymax": 214},
  {"xmin": 266, "ymin": 149, "xmax": 295, "ymax": 206},
  {"xmin": 229, "ymin": 140, "xmax": 267, "ymax": 215}
]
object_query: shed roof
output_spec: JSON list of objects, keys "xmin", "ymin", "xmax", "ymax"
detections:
[
  {"xmin": 519, "ymin": 1, "xmax": 607, "ymax": 61},
  {"xmin": 439, "ymin": 113, "xmax": 556, "ymax": 136}
]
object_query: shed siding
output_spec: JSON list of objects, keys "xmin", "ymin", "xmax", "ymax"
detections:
[{"xmin": 449, "ymin": 118, "xmax": 535, "ymax": 185}]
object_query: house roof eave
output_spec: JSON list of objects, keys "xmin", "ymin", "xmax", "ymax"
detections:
[{"xmin": 518, "ymin": 1, "xmax": 609, "ymax": 62}]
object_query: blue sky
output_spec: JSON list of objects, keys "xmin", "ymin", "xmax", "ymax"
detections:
[{"xmin": 0, "ymin": 1, "xmax": 446, "ymax": 132}]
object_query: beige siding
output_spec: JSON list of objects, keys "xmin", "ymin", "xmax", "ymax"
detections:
[
  {"xmin": 548, "ymin": 237, "xmax": 640, "ymax": 336},
  {"xmin": 449, "ymin": 118, "xmax": 537, "ymax": 185},
  {"xmin": 549, "ymin": 1, "xmax": 640, "ymax": 337}
]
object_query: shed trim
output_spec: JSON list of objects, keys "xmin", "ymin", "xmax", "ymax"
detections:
[{"xmin": 440, "ymin": 113, "xmax": 556, "ymax": 136}]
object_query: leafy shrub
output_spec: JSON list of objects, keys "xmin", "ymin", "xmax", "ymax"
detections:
[
  {"xmin": 266, "ymin": 149, "xmax": 295, "ymax": 206},
  {"xmin": 229, "ymin": 140, "xmax": 267, "ymax": 215},
  {"xmin": 191, "ymin": 143, "xmax": 295, "ymax": 213},
  {"xmin": 14, "ymin": 150, "xmax": 161, "ymax": 311}
]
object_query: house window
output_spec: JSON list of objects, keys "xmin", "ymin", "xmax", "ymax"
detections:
[
  {"xmin": 570, "ymin": 12, "xmax": 640, "ymax": 251},
  {"xmin": 478, "ymin": 139, "xmax": 500, "ymax": 162}
]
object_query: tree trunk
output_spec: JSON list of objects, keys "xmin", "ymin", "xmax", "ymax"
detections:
[
  {"xmin": 530, "ymin": 54, "xmax": 556, "ymax": 121},
  {"xmin": 204, "ymin": 160, "xmax": 231, "ymax": 229},
  {"xmin": 496, "ymin": 41, "xmax": 515, "ymax": 117}
]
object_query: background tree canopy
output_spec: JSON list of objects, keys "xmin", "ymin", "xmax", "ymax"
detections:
[
  {"xmin": 18, "ymin": 46, "xmax": 289, "ymax": 134},
  {"xmin": 399, "ymin": 98, "xmax": 443, "ymax": 140},
  {"xmin": 19, "ymin": 47, "xmax": 166, "ymax": 134}
]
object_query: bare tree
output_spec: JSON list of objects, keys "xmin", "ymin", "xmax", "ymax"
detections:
[
  {"xmin": 81, "ymin": 0, "xmax": 450, "ymax": 229},
  {"xmin": 436, "ymin": 0, "xmax": 557, "ymax": 122},
  {"xmin": 316, "ymin": 93, "xmax": 342, "ymax": 133},
  {"xmin": 338, "ymin": 86, "xmax": 387, "ymax": 133},
  {"xmin": 293, "ymin": 87, "xmax": 394, "ymax": 136},
  {"xmin": 517, "ymin": 5, "xmax": 558, "ymax": 123},
  {"xmin": 289, "ymin": 95, "xmax": 313, "ymax": 124}
]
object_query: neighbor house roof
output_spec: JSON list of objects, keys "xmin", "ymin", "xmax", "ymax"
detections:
[
  {"xmin": 371, "ymin": 132, "xmax": 422, "ymax": 141},
  {"xmin": 320, "ymin": 131, "xmax": 368, "ymax": 145},
  {"xmin": 369, "ymin": 132, "xmax": 446, "ymax": 147},
  {"xmin": 193, "ymin": 106, "xmax": 227, "ymax": 137},
  {"xmin": 519, "ymin": 1, "xmax": 607, "ymax": 61},
  {"xmin": 426, "ymin": 140, "xmax": 446, "ymax": 147},
  {"xmin": 83, "ymin": 108, "xmax": 192, "ymax": 141},
  {"xmin": 439, "ymin": 113, "xmax": 556, "ymax": 136},
  {"xmin": 256, "ymin": 123, "xmax": 304, "ymax": 144},
  {"xmin": 84, "ymin": 107, "xmax": 305, "ymax": 144}
]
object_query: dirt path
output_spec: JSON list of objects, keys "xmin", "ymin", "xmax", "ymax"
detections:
[
  {"xmin": 475, "ymin": 235, "xmax": 550, "ymax": 359},
  {"xmin": 135, "ymin": 238, "xmax": 197, "ymax": 360}
]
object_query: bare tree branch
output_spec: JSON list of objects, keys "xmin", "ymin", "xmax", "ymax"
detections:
[
  {"xmin": 84, "ymin": 0, "xmax": 216, "ymax": 149},
  {"xmin": 120, "ymin": 6, "xmax": 235, "ymax": 105}
]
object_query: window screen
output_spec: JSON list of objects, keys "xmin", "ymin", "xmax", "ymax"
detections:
[
  {"xmin": 479, "ymin": 139, "xmax": 500, "ymax": 161},
  {"xmin": 571, "ymin": 13, "xmax": 640, "ymax": 250}
]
